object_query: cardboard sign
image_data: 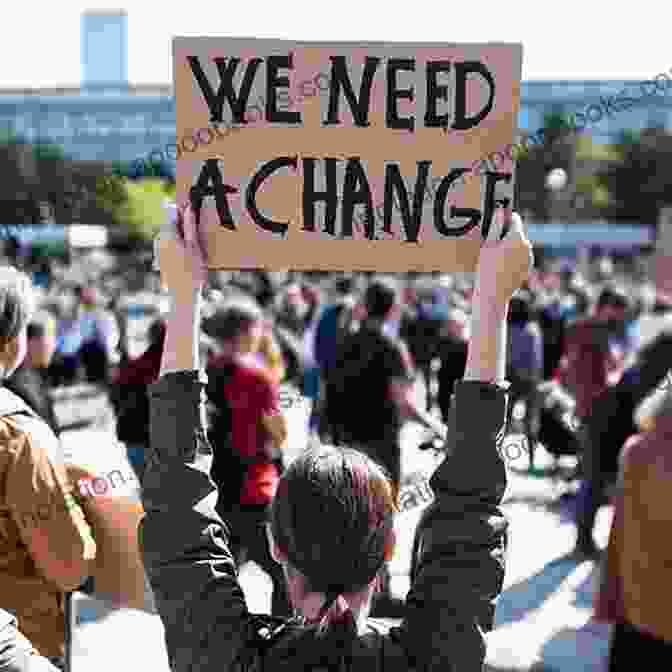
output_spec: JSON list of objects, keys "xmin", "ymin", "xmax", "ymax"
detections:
[{"xmin": 173, "ymin": 37, "xmax": 523, "ymax": 271}]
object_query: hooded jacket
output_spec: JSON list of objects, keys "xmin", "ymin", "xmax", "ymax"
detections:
[{"xmin": 139, "ymin": 371, "xmax": 509, "ymax": 671}]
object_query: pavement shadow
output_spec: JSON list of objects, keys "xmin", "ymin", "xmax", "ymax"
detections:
[
  {"xmin": 494, "ymin": 552, "xmax": 580, "ymax": 628},
  {"xmin": 571, "ymin": 564, "xmax": 599, "ymax": 611},
  {"xmin": 503, "ymin": 491, "xmax": 580, "ymax": 523},
  {"xmin": 537, "ymin": 620, "xmax": 613, "ymax": 672}
]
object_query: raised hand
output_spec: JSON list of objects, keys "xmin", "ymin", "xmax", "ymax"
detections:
[
  {"xmin": 154, "ymin": 202, "xmax": 209, "ymax": 295},
  {"xmin": 475, "ymin": 207, "xmax": 534, "ymax": 306}
]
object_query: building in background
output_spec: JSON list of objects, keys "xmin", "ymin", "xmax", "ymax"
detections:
[
  {"xmin": 522, "ymin": 80, "xmax": 671, "ymax": 145},
  {"xmin": 82, "ymin": 10, "xmax": 128, "ymax": 87},
  {"xmin": 0, "ymin": 13, "xmax": 670, "ymax": 169}
]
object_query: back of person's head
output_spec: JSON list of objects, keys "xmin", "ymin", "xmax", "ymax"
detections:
[
  {"xmin": 270, "ymin": 446, "xmax": 396, "ymax": 648},
  {"xmin": 364, "ymin": 278, "xmax": 398, "ymax": 320},
  {"xmin": 201, "ymin": 296, "xmax": 263, "ymax": 345},
  {"xmin": 334, "ymin": 274, "xmax": 357, "ymax": 297},
  {"xmin": 0, "ymin": 266, "xmax": 34, "ymax": 377}
]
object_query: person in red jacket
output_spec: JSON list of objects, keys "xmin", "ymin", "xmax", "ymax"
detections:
[{"xmin": 203, "ymin": 298, "xmax": 292, "ymax": 616}]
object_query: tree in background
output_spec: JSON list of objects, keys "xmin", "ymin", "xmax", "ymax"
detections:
[
  {"xmin": 596, "ymin": 127, "xmax": 672, "ymax": 227},
  {"xmin": 0, "ymin": 138, "xmax": 43, "ymax": 223},
  {"xmin": 0, "ymin": 136, "xmax": 129, "ymax": 227},
  {"xmin": 118, "ymin": 178, "xmax": 176, "ymax": 242},
  {"xmin": 514, "ymin": 111, "xmax": 579, "ymax": 222},
  {"xmin": 569, "ymin": 134, "xmax": 620, "ymax": 220}
]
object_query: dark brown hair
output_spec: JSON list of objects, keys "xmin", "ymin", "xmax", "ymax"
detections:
[{"xmin": 270, "ymin": 446, "xmax": 396, "ymax": 623}]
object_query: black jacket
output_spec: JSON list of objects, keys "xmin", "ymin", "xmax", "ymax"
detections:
[{"xmin": 139, "ymin": 371, "xmax": 509, "ymax": 671}]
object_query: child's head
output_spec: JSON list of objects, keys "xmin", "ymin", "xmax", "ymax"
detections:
[
  {"xmin": 0, "ymin": 266, "xmax": 34, "ymax": 378},
  {"xmin": 268, "ymin": 446, "xmax": 397, "ymax": 626}
]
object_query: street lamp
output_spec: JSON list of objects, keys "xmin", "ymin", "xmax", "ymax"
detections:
[
  {"xmin": 545, "ymin": 168, "xmax": 567, "ymax": 192},
  {"xmin": 545, "ymin": 167, "xmax": 567, "ymax": 224}
]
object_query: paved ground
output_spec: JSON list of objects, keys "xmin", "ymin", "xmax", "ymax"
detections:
[{"xmin": 56, "ymin": 386, "xmax": 615, "ymax": 672}]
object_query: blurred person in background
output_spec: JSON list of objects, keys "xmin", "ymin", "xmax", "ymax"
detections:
[
  {"xmin": 110, "ymin": 318, "xmax": 166, "ymax": 482},
  {"xmin": 5, "ymin": 310, "xmax": 59, "ymax": 435},
  {"xmin": 204, "ymin": 298, "xmax": 292, "ymax": 617},
  {"xmin": 273, "ymin": 280, "xmax": 322, "ymax": 390},
  {"xmin": 323, "ymin": 276, "xmax": 447, "ymax": 617},
  {"xmin": 536, "ymin": 268, "xmax": 573, "ymax": 380},
  {"xmin": 435, "ymin": 305, "xmax": 469, "ymax": 423},
  {"xmin": 312, "ymin": 274, "xmax": 360, "ymax": 436},
  {"xmin": 557, "ymin": 285, "xmax": 631, "ymax": 417},
  {"xmin": 400, "ymin": 279, "xmax": 445, "ymax": 409},
  {"xmin": 595, "ymin": 388, "xmax": 672, "ymax": 668},
  {"xmin": 274, "ymin": 280, "xmax": 320, "ymax": 339},
  {"xmin": 313, "ymin": 275, "xmax": 359, "ymax": 375},
  {"xmin": 74, "ymin": 286, "xmax": 120, "ymax": 386},
  {"xmin": 506, "ymin": 291, "xmax": 544, "ymax": 470},
  {"xmin": 560, "ymin": 285, "xmax": 633, "ymax": 556},
  {"xmin": 0, "ymin": 267, "xmax": 95, "ymax": 669},
  {"xmin": 48, "ymin": 289, "xmax": 83, "ymax": 386}
]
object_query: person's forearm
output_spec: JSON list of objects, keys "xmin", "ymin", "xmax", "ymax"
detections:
[
  {"xmin": 160, "ymin": 289, "xmax": 202, "ymax": 376},
  {"xmin": 464, "ymin": 294, "xmax": 509, "ymax": 383}
]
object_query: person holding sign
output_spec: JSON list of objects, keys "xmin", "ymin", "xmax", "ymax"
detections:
[
  {"xmin": 142, "ymin": 202, "xmax": 532, "ymax": 671},
  {"xmin": 173, "ymin": 40, "xmax": 522, "ymax": 272}
]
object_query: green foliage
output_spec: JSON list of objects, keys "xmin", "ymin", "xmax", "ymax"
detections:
[
  {"xmin": 575, "ymin": 134, "xmax": 620, "ymax": 162},
  {"xmin": 515, "ymin": 112, "xmax": 578, "ymax": 221},
  {"xmin": 596, "ymin": 127, "xmax": 672, "ymax": 225},
  {"xmin": 0, "ymin": 136, "xmax": 131, "ymax": 226},
  {"xmin": 575, "ymin": 174, "xmax": 611, "ymax": 209},
  {"xmin": 118, "ymin": 178, "xmax": 175, "ymax": 241},
  {"xmin": 32, "ymin": 143, "xmax": 66, "ymax": 163}
]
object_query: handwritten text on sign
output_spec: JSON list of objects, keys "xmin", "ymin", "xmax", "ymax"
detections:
[{"xmin": 174, "ymin": 38, "xmax": 523, "ymax": 271}]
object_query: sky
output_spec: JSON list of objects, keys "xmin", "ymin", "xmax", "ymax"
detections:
[{"xmin": 2, "ymin": 1, "xmax": 669, "ymax": 88}]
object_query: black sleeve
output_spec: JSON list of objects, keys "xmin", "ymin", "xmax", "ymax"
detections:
[
  {"xmin": 139, "ymin": 370, "xmax": 252, "ymax": 672},
  {"xmin": 401, "ymin": 380, "xmax": 509, "ymax": 671}
]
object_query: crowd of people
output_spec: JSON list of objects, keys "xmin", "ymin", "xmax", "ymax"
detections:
[{"xmin": 1, "ymin": 210, "xmax": 672, "ymax": 669}]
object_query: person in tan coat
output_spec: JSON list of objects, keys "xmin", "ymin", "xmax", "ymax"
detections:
[
  {"xmin": 595, "ymin": 385, "xmax": 672, "ymax": 668},
  {"xmin": 0, "ymin": 266, "xmax": 96, "ymax": 669}
]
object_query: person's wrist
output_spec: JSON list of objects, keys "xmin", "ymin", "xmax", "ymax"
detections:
[
  {"xmin": 472, "ymin": 285, "xmax": 510, "ymax": 313},
  {"xmin": 167, "ymin": 285, "xmax": 203, "ymax": 303}
]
